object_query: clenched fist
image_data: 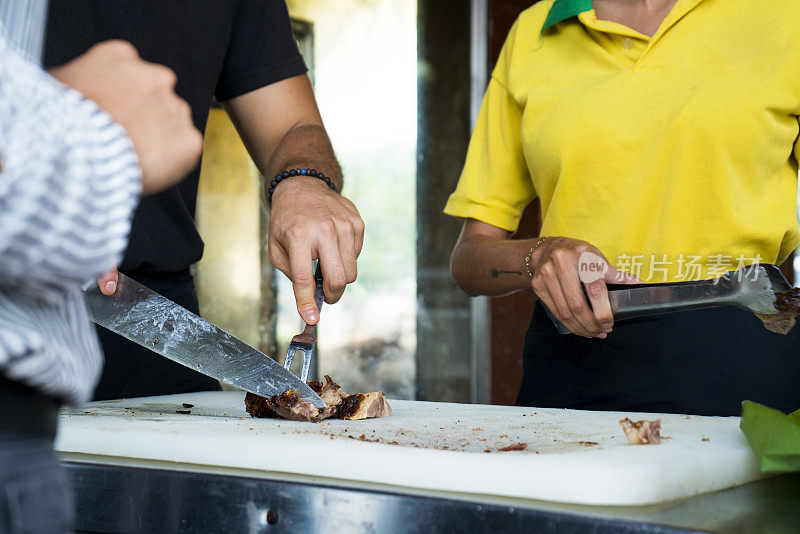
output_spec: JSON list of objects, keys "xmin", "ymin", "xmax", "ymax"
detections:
[
  {"xmin": 49, "ymin": 40, "xmax": 202, "ymax": 194},
  {"xmin": 529, "ymin": 237, "xmax": 640, "ymax": 338}
]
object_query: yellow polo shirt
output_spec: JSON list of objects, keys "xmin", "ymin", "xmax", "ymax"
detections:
[{"xmin": 444, "ymin": 0, "xmax": 800, "ymax": 282}]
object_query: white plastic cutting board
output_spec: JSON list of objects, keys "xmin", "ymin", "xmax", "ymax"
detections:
[{"xmin": 56, "ymin": 392, "xmax": 765, "ymax": 506}]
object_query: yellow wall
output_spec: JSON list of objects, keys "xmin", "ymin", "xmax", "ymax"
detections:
[{"xmin": 194, "ymin": 108, "xmax": 262, "ymax": 347}]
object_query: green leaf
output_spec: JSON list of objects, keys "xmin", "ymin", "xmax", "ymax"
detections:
[
  {"xmin": 789, "ymin": 409, "xmax": 800, "ymax": 426},
  {"xmin": 740, "ymin": 401, "xmax": 800, "ymax": 473}
]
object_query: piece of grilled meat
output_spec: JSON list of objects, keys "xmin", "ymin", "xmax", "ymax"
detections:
[
  {"xmin": 308, "ymin": 375, "xmax": 348, "ymax": 419},
  {"xmin": 245, "ymin": 375, "xmax": 391, "ymax": 423},
  {"xmin": 244, "ymin": 391, "xmax": 277, "ymax": 419},
  {"xmin": 337, "ymin": 392, "xmax": 392, "ymax": 420}
]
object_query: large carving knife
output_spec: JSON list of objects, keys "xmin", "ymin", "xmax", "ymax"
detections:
[
  {"xmin": 546, "ymin": 264, "xmax": 792, "ymax": 335},
  {"xmin": 83, "ymin": 273, "xmax": 326, "ymax": 407}
]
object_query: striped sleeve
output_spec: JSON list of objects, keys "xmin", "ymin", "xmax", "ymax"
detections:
[
  {"xmin": 0, "ymin": 35, "xmax": 141, "ymax": 300},
  {"xmin": 0, "ymin": 0, "xmax": 48, "ymax": 63},
  {"xmin": 0, "ymin": 286, "xmax": 103, "ymax": 405},
  {"xmin": 0, "ymin": 32, "xmax": 141, "ymax": 404}
]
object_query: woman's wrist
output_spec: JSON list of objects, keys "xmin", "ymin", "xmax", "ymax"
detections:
[{"xmin": 524, "ymin": 235, "xmax": 553, "ymax": 279}]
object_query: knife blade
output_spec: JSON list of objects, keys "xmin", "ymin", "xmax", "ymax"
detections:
[{"xmin": 83, "ymin": 273, "xmax": 326, "ymax": 407}]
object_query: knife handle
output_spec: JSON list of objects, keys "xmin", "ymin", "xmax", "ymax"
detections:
[
  {"xmin": 542, "ymin": 302, "xmax": 573, "ymax": 335},
  {"xmin": 313, "ymin": 261, "xmax": 325, "ymax": 313}
]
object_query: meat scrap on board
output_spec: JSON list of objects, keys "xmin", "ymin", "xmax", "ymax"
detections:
[
  {"xmin": 620, "ymin": 418, "xmax": 661, "ymax": 445},
  {"xmin": 245, "ymin": 375, "xmax": 391, "ymax": 423}
]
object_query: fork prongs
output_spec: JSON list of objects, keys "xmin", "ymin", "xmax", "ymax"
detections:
[
  {"xmin": 283, "ymin": 344, "xmax": 314, "ymax": 382},
  {"xmin": 300, "ymin": 346, "xmax": 314, "ymax": 382},
  {"xmin": 283, "ymin": 346, "xmax": 298, "ymax": 372}
]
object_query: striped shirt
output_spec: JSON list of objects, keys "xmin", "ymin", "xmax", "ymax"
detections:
[
  {"xmin": 0, "ymin": 0, "xmax": 47, "ymax": 63},
  {"xmin": 0, "ymin": 28, "xmax": 141, "ymax": 405}
]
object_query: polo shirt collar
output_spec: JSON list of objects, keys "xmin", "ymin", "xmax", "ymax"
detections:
[
  {"xmin": 542, "ymin": 0, "xmax": 707, "ymax": 37},
  {"xmin": 542, "ymin": 0, "xmax": 593, "ymax": 33}
]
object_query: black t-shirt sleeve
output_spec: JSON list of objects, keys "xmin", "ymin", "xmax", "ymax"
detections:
[{"xmin": 215, "ymin": 0, "xmax": 308, "ymax": 102}]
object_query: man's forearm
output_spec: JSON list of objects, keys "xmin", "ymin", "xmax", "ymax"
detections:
[
  {"xmin": 262, "ymin": 123, "xmax": 343, "ymax": 191},
  {"xmin": 224, "ymin": 75, "xmax": 343, "ymax": 192},
  {"xmin": 451, "ymin": 233, "xmax": 536, "ymax": 297},
  {"xmin": 224, "ymin": 77, "xmax": 362, "ymax": 319}
]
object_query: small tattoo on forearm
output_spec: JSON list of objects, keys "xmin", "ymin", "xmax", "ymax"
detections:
[{"xmin": 490, "ymin": 268, "xmax": 522, "ymax": 278}]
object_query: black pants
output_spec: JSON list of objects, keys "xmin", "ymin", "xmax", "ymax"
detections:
[
  {"xmin": 92, "ymin": 270, "xmax": 221, "ymax": 400},
  {"xmin": 517, "ymin": 301, "xmax": 800, "ymax": 416},
  {"xmin": 0, "ymin": 378, "xmax": 72, "ymax": 534}
]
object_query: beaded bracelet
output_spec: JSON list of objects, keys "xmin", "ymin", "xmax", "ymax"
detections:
[{"xmin": 267, "ymin": 168, "xmax": 336, "ymax": 205}]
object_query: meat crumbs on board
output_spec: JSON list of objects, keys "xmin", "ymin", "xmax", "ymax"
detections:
[
  {"xmin": 497, "ymin": 442, "xmax": 527, "ymax": 452},
  {"xmin": 245, "ymin": 375, "xmax": 391, "ymax": 423}
]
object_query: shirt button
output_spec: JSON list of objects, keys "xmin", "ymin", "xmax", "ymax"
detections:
[{"xmin": 622, "ymin": 38, "xmax": 634, "ymax": 50}]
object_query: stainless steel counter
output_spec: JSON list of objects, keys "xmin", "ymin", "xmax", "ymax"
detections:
[{"xmin": 64, "ymin": 460, "xmax": 799, "ymax": 534}]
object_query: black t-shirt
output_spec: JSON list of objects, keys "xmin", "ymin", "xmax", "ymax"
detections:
[{"xmin": 43, "ymin": 0, "xmax": 307, "ymax": 277}]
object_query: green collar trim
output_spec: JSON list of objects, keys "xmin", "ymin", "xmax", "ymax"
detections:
[{"xmin": 542, "ymin": 0, "xmax": 593, "ymax": 33}]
